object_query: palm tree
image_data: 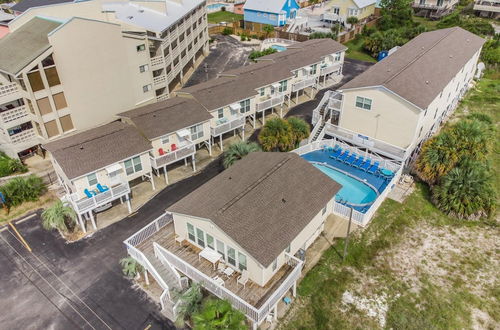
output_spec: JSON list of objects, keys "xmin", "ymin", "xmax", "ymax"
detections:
[
  {"xmin": 450, "ymin": 119, "xmax": 493, "ymax": 162},
  {"xmin": 223, "ymin": 142, "xmax": 261, "ymax": 168},
  {"xmin": 192, "ymin": 299, "xmax": 246, "ymax": 330},
  {"xmin": 172, "ymin": 282, "xmax": 203, "ymax": 327},
  {"xmin": 258, "ymin": 118, "xmax": 294, "ymax": 152},
  {"xmin": 287, "ymin": 117, "xmax": 310, "ymax": 147},
  {"xmin": 432, "ymin": 160, "xmax": 496, "ymax": 220},
  {"xmin": 41, "ymin": 200, "xmax": 77, "ymax": 234},
  {"xmin": 119, "ymin": 257, "xmax": 144, "ymax": 278}
]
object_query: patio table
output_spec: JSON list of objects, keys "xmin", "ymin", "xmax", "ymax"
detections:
[
  {"xmin": 223, "ymin": 267, "xmax": 235, "ymax": 277},
  {"xmin": 212, "ymin": 276, "xmax": 225, "ymax": 287},
  {"xmin": 380, "ymin": 168, "xmax": 393, "ymax": 176},
  {"xmin": 199, "ymin": 247, "xmax": 222, "ymax": 270}
]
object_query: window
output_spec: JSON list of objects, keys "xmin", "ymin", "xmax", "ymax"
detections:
[
  {"xmin": 124, "ymin": 156, "xmax": 142, "ymax": 175},
  {"xmin": 418, "ymin": 126, "xmax": 423, "ymax": 138},
  {"xmin": 206, "ymin": 234, "xmax": 214, "ymax": 249},
  {"xmin": 143, "ymin": 84, "xmax": 152, "ymax": 93},
  {"xmin": 322, "ymin": 206, "xmax": 327, "ymax": 215},
  {"xmin": 136, "ymin": 44, "xmax": 146, "ymax": 52},
  {"xmin": 196, "ymin": 228, "xmax": 205, "ymax": 247},
  {"xmin": 60, "ymin": 115, "xmax": 74, "ymax": 132},
  {"xmin": 44, "ymin": 67, "xmax": 61, "ymax": 87},
  {"xmin": 44, "ymin": 120, "xmax": 59, "ymax": 138},
  {"xmin": 272, "ymin": 258, "xmax": 277, "ymax": 271},
  {"xmin": 217, "ymin": 108, "xmax": 224, "ymax": 119},
  {"xmin": 161, "ymin": 135, "xmax": 170, "ymax": 144},
  {"xmin": 87, "ymin": 173, "xmax": 98, "ymax": 186},
  {"xmin": 139, "ymin": 64, "xmax": 149, "ymax": 73},
  {"xmin": 270, "ymin": 14, "xmax": 276, "ymax": 20},
  {"xmin": 279, "ymin": 80, "xmax": 287, "ymax": 93},
  {"xmin": 355, "ymin": 96, "xmax": 372, "ymax": 110},
  {"xmin": 28, "ymin": 71, "xmax": 44, "ymax": 92},
  {"xmin": 263, "ymin": 13, "xmax": 268, "ymax": 18},
  {"xmin": 333, "ymin": 7, "xmax": 340, "ymax": 14},
  {"xmin": 36, "ymin": 97, "xmax": 52, "ymax": 115},
  {"xmin": 434, "ymin": 108, "xmax": 438, "ymax": 119},
  {"xmin": 227, "ymin": 246, "xmax": 236, "ymax": 266},
  {"xmin": 190, "ymin": 124, "xmax": 204, "ymax": 140},
  {"xmin": 294, "ymin": 70, "xmax": 298, "ymax": 78},
  {"xmin": 217, "ymin": 240, "xmax": 225, "ymax": 259},
  {"xmin": 334, "ymin": 52, "xmax": 341, "ymax": 61},
  {"xmin": 309, "ymin": 64, "xmax": 317, "ymax": 75},
  {"xmin": 239, "ymin": 99, "xmax": 250, "ymax": 114},
  {"xmin": 238, "ymin": 252, "xmax": 247, "ymax": 271},
  {"xmin": 286, "ymin": 244, "xmax": 291, "ymax": 253},
  {"xmin": 260, "ymin": 88, "xmax": 265, "ymax": 96},
  {"xmin": 53, "ymin": 92, "xmax": 67, "ymax": 110},
  {"xmin": 187, "ymin": 223, "xmax": 195, "ymax": 242}
]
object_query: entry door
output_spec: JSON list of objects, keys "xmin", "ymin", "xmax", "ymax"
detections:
[{"xmin": 108, "ymin": 170, "xmax": 121, "ymax": 186}]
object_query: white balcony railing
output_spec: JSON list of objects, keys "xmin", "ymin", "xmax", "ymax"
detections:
[
  {"xmin": 211, "ymin": 116, "xmax": 246, "ymax": 137},
  {"xmin": 10, "ymin": 128, "xmax": 36, "ymax": 144},
  {"xmin": 153, "ymin": 75, "xmax": 167, "ymax": 86},
  {"xmin": 150, "ymin": 143, "xmax": 196, "ymax": 169},
  {"xmin": 0, "ymin": 105, "xmax": 29, "ymax": 126},
  {"xmin": 320, "ymin": 63, "xmax": 341, "ymax": 76},
  {"xmin": 256, "ymin": 94, "xmax": 284, "ymax": 112},
  {"xmin": 151, "ymin": 56, "xmax": 165, "ymax": 69},
  {"xmin": 157, "ymin": 93, "xmax": 169, "ymax": 102},
  {"xmin": 0, "ymin": 83, "xmax": 19, "ymax": 100},
  {"xmin": 68, "ymin": 181, "xmax": 130, "ymax": 215},
  {"xmin": 291, "ymin": 77, "xmax": 317, "ymax": 92},
  {"xmin": 473, "ymin": 3, "xmax": 500, "ymax": 11}
]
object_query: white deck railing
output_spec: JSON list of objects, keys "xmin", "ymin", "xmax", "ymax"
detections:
[
  {"xmin": 9, "ymin": 128, "xmax": 37, "ymax": 144},
  {"xmin": 256, "ymin": 94, "xmax": 284, "ymax": 112},
  {"xmin": 151, "ymin": 55, "xmax": 165, "ymax": 68},
  {"xmin": 320, "ymin": 63, "xmax": 341, "ymax": 76},
  {"xmin": 211, "ymin": 116, "xmax": 246, "ymax": 137},
  {"xmin": 69, "ymin": 182, "xmax": 130, "ymax": 215},
  {"xmin": 0, "ymin": 83, "xmax": 20, "ymax": 101},
  {"xmin": 150, "ymin": 143, "xmax": 196, "ymax": 169},
  {"xmin": 0, "ymin": 105, "xmax": 29, "ymax": 126},
  {"xmin": 291, "ymin": 77, "xmax": 317, "ymax": 93}
]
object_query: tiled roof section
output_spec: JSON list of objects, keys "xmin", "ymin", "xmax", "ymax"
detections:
[
  {"xmin": 43, "ymin": 121, "xmax": 152, "ymax": 179},
  {"xmin": 341, "ymin": 27, "xmax": 485, "ymax": 109},
  {"xmin": 118, "ymin": 97, "xmax": 212, "ymax": 140},
  {"xmin": 0, "ymin": 17, "xmax": 61, "ymax": 75},
  {"xmin": 178, "ymin": 39, "xmax": 346, "ymax": 110},
  {"xmin": 11, "ymin": 0, "xmax": 73, "ymax": 13},
  {"xmin": 169, "ymin": 152, "xmax": 341, "ymax": 267}
]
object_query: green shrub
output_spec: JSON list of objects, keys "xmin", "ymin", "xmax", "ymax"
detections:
[
  {"xmin": 221, "ymin": 27, "xmax": 233, "ymax": 35},
  {"xmin": 0, "ymin": 175, "xmax": 46, "ymax": 209},
  {"xmin": 437, "ymin": 12, "xmax": 495, "ymax": 36},
  {"xmin": 250, "ymin": 34, "xmax": 258, "ymax": 39},
  {"xmin": 220, "ymin": 6, "xmax": 226, "ymax": 11},
  {"xmin": 248, "ymin": 47, "xmax": 278, "ymax": 61},
  {"xmin": 309, "ymin": 32, "xmax": 337, "ymax": 40},
  {"xmin": 480, "ymin": 37, "xmax": 500, "ymax": 66}
]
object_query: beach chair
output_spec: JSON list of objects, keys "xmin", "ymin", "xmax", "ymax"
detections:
[
  {"xmin": 345, "ymin": 153, "xmax": 357, "ymax": 165},
  {"xmin": 237, "ymin": 270, "xmax": 249, "ymax": 288},
  {"xmin": 96, "ymin": 183, "xmax": 109, "ymax": 193},
  {"xmin": 330, "ymin": 147, "xmax": 342, "ymax": 159},
  {"xmin": 337, "ymin": 150, "xmax": 350, "ymax": 162},
  {"xmin": 353, "ymin": 156, "xmax": 364, "ymax": 168},
  {"xmin": 84, "ymin": 189, "xmax": 96, "ymax": 198},
  {"xmin": 367, "ymin": 161, "xmax": 380, "ymax": 174},
  {"xmin": 360, "ymin": 159, "xmax": 372, "ymax": 171}
]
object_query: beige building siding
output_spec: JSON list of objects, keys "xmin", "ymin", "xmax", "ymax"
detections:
[{"xmin": 339, "ymin": 87, "xmax": 421, "ymax": 149}]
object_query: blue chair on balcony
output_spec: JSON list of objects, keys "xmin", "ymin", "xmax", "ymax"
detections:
[
  {"xmin": 360, "ymin": 159, "xmax": 372, "ymax": 172},
  {"xmin": 97, "ymin": 183, "xmax": 109, "ymax": 193},
  {"xmin": 330, "ymin": 147, "xmax": 342, "ymax": 159},
  {"xmin": 345, "ymin": 153, "xmax": 357, "ymax": 165},
  {"xmin": 367, "ymin": 161, "xmax": 380, "ymax": 174},
  {"xmin": 84, "ymin": 188, "xmax": 96, "ymax": 198},
  {"xmin": 337, "ymin": 150, "xmax": 350, "ymax": 162},
  {"xmin": 353, "ymin": 156, "xmax": 364, "ymax": 168}
]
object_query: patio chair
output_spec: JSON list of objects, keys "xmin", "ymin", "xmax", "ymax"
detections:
[
  {"xmin": 171, "ymin": 144, "xmax": 177, "ymax": 151},
  {"xmin": 330, "ymin": 147, "xmax": 342, "ymax": 159},
  {"xmin": 345, "ymin": 153, "xmax": 357, "ymax": 165},
  {"xmin": 84, "ymin": 188, "xmax": 96, "ymax": 198},
  {"xmin": 367, "ymin": 161, "xmax": 380, "ymax": 174},
  {"xmin": 96, "ymin": 183, "xmax": 109, "ymax": 193},
  {"xmin": 360, "ymin": 159, "xmax": 372, "ymax": 172},
  {"xmin": 158, "ymin": 148, "xmax": 166, "ymax": 156},
  {"xmin": 237, "ymin": 270, "xmax": 249, "ymax": 288},
  {"xmin": 217, "ymin": 262, "xmax": 226, "ymax": 274},
  {"xmin": 337, "ymin": 150, "xmax": 350, "ymax": 162},
  {"xmin": 353, "ymin": 156, "xmax": 364, "ymax": 168}
]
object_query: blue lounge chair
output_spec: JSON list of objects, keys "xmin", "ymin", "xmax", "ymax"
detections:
[
  {"xmin": 97, "ymin": 183, "xmax": 109, "ymax": 193},
  {"xmin": 330, "ymin": 147, "xmax": 342, "ymax": 159},
  {"xmin": 367, "ymin": 161, "xmax": 380, "ymax": 174},
  {"xmin": 322, "ymin": 145, "xmax": 328, "ymax": 152},
  {"xmin": 84, "ymin": 188, "xmax": 96, "ymax": 198},
  {"xmin": 337, "ymin": 150, "xmax": 350, "ymax": 162},
  {"xmin": 345, "ymin": 153, "xmax": 357, "ymax": 165},
  {"xmin": 360, "ymin": 159, "xmax": 372, "ymax": 171},
  {"xmin": 353, "ymin": 156, "xmax": 364, "ymax": 168}
]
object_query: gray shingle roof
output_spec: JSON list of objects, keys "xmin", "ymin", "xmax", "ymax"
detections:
[
  {"xmin": 169, "ymin": 152, "xmax": 341, "ymax": 267},
  {"xmin": 43, "ymin": 121, "xmax": 152, "ymax": 180},
  {"xmin": 118, "ymin": 97, "xmax": 212, "ymax": 140},
  {"xmin": 0, "ymin": 17, "xmax": 61, "ymax": 75},
  {"xmin": 178, "ymin": 39, "xmax": 347, "ymax": 110},
  {"xmin": 341, "ymin": 27, "xmax": 485, "ymax": 109},
  {"xmin": 11, "ymin": 0, "xmax": 73, "ymax": 13}
]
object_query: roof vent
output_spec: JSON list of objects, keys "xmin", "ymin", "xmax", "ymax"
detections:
[
  {"xmin": 466, "ymin": 39, "xmax": 470, "ymax": 42},
  {"xmin": 449, "ymin": 54, "xmax": 453, "ymax": 58},
  {"xmin": 127, "ymin": 15, "xmax": 133, "ymax": 19},
  {"xmin": 79, "ymin": 146, "xmax": 84, "ymax": 150},
  {"xmin": 139, "ymin": 9, "xmax": 144, "ymax": 13},
  {"xmin": 425, "ymin": 80, "xmax": 429, "ymax": 84},
  {"xmin": 282, "ymin": 198, "xmax": 286, "ymax": 203},
  {"xmin": 228, "ymin": 176, "xmax": 232, "ymax": 180}
]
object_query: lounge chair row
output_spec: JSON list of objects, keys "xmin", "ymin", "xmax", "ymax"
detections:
[{"xmin": 326, "ymin": 145, "xmax": 380, "ymax": 174}]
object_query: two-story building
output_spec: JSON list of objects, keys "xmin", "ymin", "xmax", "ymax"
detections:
[
  {"xmin": 118, "ymin": 97, "xmax": 212, "ymax": 183},
  {"xmin": 473, "ymin": 0, "xmax": 500, "ymax": 19},
  {"xmin": 124, "ymin": 152, "xmax": 341, "ymax": 329},
  {"xmin": 310, "ymin": 27, "xmax": 484, "ymax": 165},
  {"xmin": 323, "ymin": 0, "xmax": 376, "ymax": 24},
  {"xmin": 412, "ymin": 0, "xmax": 458, "ymax": 18},
  {"xmin": 0, "ymin": 0, "xmax": 209, "ymax": 160},
  {"xmin": 243, "ymin": 0, "xmax": 300, "ymax": 27},
  {"xmin": 43, "ymin": 121, "xmax": 154, "ymax": 232}
]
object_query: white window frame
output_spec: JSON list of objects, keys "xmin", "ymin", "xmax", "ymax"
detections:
[
  {"xmin": 87, "ymin": 173, "xmax": 97, "ymax": 186},
  {"xmin": 143, "ymin": 84, "xmax": 152, "ymax": 93},
  {"xmin": 279, "ymin": 80, "xmax": 287, "ymax": 93},
  {"xmin": 217, "ymin": 108, "xmax": 224, "ymax": 119},
  {"xmin": 206, "ymin": 233, "xmax": 214, "ymax": 250},
  {"xmin": 238, "ymin": 252, "xmax": 247, "ymax": 271},
  {"xmin": 139, "ymin": 64, "xmax": 149, "ymax": 73},
  {"xmin": 161, "ymin": 135, "xmax": 170, "ymax": 144},
  {"xmin": 136, "ymin": 44, "xmax": 146, "ymax": 52},
  {"xmin": 355, "ymin": 96, "xmax": 372, "ymax": 110},
  {"xmin": 260, "ymin": 87, "xmax": 265, "ymax": 96},
  {"xmin": 124, "ymin": 156, "xmax": 142, "ymax": 176},
  {"xmin": 227, "ymin": 246, "xmax": 236, "ymax": 266},
  {"xmin": 190, "ymin": 123, "xmax": 204, "ymax": 140},
  {"xmin": 239, "ymin": 99, "xmax": 250, "ymax": 114},
  {"xmin": 187, "ymin": 223, "xmax": 195, "ymax": 242}
]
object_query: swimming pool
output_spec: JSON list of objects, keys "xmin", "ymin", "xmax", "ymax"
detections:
[
  {"xmin": 270, "ymin": 44, "xmax": 287, "ymax": 52},
  {"xmin": 313, "ymin": 163, "xmax": 378, "ymax": 205},
  {"xmin": 206, "ymin": 3, "xmax": 226, "ymax": 10}
]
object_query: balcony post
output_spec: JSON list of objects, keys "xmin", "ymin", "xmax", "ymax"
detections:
[
  {"xmin": 208, "ymin": 138, "xmax": 212, "ymax": 156},
  {"xmin": 150, "ymin": 171, "xmax": 156, "ymax": 191},
  {"xmin": 292, "ymin": 281, "xmax": 296, "ymax": 297},
  {"xmin": 164, "ymin": 165, "xmax": 169, "ymax": 184},
  {"xmin": 89, "ymin": 211, "xmax": 97, "ymax": 230},
  {"xmin": 77, "ymin": 213, "xmax": 86, "ymax": 233},
  {"xmin": 126, "ymin": 194, "xmax": 132, "ymax": 213},
  {"xmin": 192, "ymin": 155, "xmax": 196, "ymax": 172},
  {"xmin": 219, "ymin": 134, "xmax": 223, "ymax": 151}
]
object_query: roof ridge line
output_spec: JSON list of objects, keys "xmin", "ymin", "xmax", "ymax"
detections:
[
  {"xmin": 215, "ymin": 155, "xmax": 293, "ymax": 215},
  {"xmin": 382, "ymin": 27, "xmax": 458, "ymax": 86},
  {"xmin": 60, "ymin": 123, "xmax": 126, "ymax": 150}
]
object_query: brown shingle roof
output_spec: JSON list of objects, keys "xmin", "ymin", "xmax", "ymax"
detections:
[
  {"xmin": 341, "ymin": 27, "xmax": 485, "ymax": 109},
  {"xmin": 117, "ymin": 97, "xmax": 212, "ymax": 140},
  {"xmin": 43, "ymin": 121, "xmax": 152, "ymax": 179},
  {"xmin": 168, "ymin": 152, "xmax": 341, "ymax": 267},
  {"xmin": 177, "ymin": 39, "xmax": 346, "ymax": 110}
]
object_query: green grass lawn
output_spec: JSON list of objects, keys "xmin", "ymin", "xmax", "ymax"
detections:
[
  {"xmin": 344, "ymin": 37, "xmax": 377, "ymax": 63},
  {"xmin": 413, "ymin": 16, "xmax": 440, "ymax": 31},
  {"xmin": 280, "ymin": 70, "xmax": 500, "ymax": 330},
  {"xmin": 207, "ymin": 11, "xmax": 243, "ymax": 24}
]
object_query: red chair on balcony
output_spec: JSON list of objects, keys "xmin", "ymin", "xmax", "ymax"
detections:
[
  {"xmin": 159, "ymin": 148, "xmax": 165, "ymax": 156},
  {"xmin": 171, "ymin": 144, "xmax": 177, "ymax": 151}
]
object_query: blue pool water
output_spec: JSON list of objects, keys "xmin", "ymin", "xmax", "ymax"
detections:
[
  {"xmin": 207, "ymin": 3, "xmax": 226, "ymax": 10},
  {"xmin": 270, "ymin": 44, "xmax": 287, "ymax": 52},
  {"xmin": 313, "ymin": 164, "xmax": 378, "ymax": 205}
]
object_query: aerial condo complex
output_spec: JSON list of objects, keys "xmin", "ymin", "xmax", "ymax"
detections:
[{"xmin": 0, "ymin": 0, "xmax": 497, "ymax": 329}]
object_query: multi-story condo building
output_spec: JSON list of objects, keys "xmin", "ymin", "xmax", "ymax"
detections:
[
  {"xmin": 412, "ymin": 0, "xmax": 458, "ymax": 18},
  {"xmin": 473, "ymin": 0, "xmax": 500, "ymax": 19},
  {"xmin": 311, "ymin": 27, "xmax": 484, "ymax": 165},
  {"xmin": 0, "ymin": 0, "xmax": 209, "ymax": 159}
]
